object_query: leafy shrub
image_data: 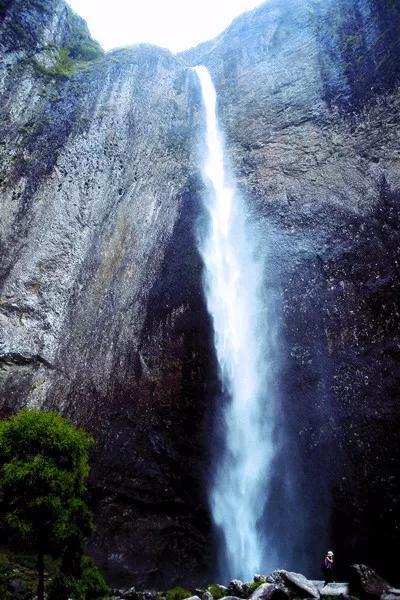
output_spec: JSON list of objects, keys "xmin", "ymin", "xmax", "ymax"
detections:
[
  {"xmin": 0, "ymin": 553, "xmax": 13, "ymax": 599},
  {"xmin": 208, "ymin": 584, "xmax": 228, "ymax": 600},
  {"xmin": 166, "ymin": 586, "xmax": 193, "ymax": 600},
  {"xmin": 47, "ymin": 555, "xmax": 110, "ymax": 600},
  {"xmin": 246, "ymin": 581, "xmax": 263, "ymax": 596},
  {"xmin": 69, "ymin": 38, "xmax": 103, "ymax": 62}
]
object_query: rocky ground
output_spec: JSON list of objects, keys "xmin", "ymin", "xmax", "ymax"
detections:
[{"xmin": 110, "ymin": 565, "xmax": 400, "ymax": 600}]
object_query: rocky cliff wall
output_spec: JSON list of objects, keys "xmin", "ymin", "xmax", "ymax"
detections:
[
  {"xmin": 0, "ymin": 0, "xmax": 214, "ymax": 588},
  {"xmin": 184, "ymin": 0, "xmax": 400, "ymax": 582},
  {"xmin": 0, "ymin": 0, "xmax": 400, "ymax": 588}
]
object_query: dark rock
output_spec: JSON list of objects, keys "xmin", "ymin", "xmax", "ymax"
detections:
[
  {"xmin": 7, "ymin": 578, "xmax": 29, "ymax": 597},
  {"xmin": 349, "ymin": 564, "xmax": 390, "ymax": 599},
  {"xmin": 249, "ymin": 583, "xmax": 290, "ymax": 600},
  {"xmin": 228, "ymin": 580, "xmax": 245, "ymax": 596},
  {"xmin": 122, "ymin": 587, "xmax": 138, "ymax": 599}
]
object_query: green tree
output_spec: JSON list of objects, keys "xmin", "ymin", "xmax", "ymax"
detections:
[
  {"xmin": 0, "ymin": 410, "xmax": 94, "ymax": 600},
  {"xmin": 48, "ymin": 555, "xmax": 110, "ymax": 600}
]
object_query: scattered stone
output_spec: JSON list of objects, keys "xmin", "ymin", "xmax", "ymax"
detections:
[
  {"xmin": 229, "ymin": 580, "xmax": 245, "ymax": 596},
  {"xmin": 249, "ymin": 582, "xmax": 290, "ymax": 600},
  {"xmin": 349, "ymin": 564, "xmax": 389, "ymax": 599},
  {"xmin": 382, "ymin": 589, "xmax": 400, "ymax": 600}
]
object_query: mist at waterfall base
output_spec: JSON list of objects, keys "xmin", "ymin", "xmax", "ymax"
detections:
[{"xmin": 193, "ymin": 66, "xmax": 332, "ymax": 582}]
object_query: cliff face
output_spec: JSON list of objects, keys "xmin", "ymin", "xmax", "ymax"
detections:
[
  {"xmin": 185, "ymin": 0, "xmax": 400, "ymax": 582},
  {"xmin": 0, "ymin": 0, "xmax": 214, "ymax": 588},
  {"xmin": 0, "ymin": 0, "xmax": 399, "ymax": 588}
]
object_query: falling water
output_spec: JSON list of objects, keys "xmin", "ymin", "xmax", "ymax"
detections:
[{"xmin": 194, "ymin": 66, "xmax": 277, "ymax": 580}]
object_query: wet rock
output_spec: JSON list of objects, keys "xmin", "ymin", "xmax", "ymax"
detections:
[
  {"xmin": 268, "ymin": 571, "xmax": 319, "ymax": 599},
  {"xmin": 202, "ymin": 592, "xmax": 213, "ymax": 600},
  {"xmin": 122, "ymin": 587, "xmax": 138, "ymax": 599},
  {"xmin": 249, "ymin": 583, "xmax": 290, "ymax": 600},
  {"xmin": 314, "ymin": 581, "xmax": 349, "ymax": 597},
  {"xmin": 381, "ymin": 590, "xmax": 400, "ymax": 600},
  {"xmin": 228, "ymin": 580, "xmax": 245, "ymax": 596},
  {"xmin": 349, "ymin": 564, "xmax": 390, "ymax": 599}
]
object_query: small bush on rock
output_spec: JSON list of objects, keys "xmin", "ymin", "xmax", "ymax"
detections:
[
  {"xmin": 166, "ymin": 587, "xmax": 192, "ymax": 600},
  {"xmin": 207, "ymin": 584, "xmax": 228, "ymax": 600},
  {"xmin": 246, "ymin": 581, "xmax": 263, "ymax": 596}
]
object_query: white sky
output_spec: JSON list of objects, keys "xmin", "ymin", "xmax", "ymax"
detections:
[{"xmin": 66, "ymin": 0, "xmax": 264, "ymax": 53}]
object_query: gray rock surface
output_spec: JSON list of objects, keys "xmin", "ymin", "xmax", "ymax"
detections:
[
  {"xmin": 268, "ymin": 571, "xmax": 319, "ymax": 598},
  {"xmin": 0, "ymin": 0, "xmax": 211, "ymax": 588},
  {"xmin": 382, "ymin": 591, "xmax": 400, "ymax": 600},
  {"xmin": 228, "ymin": 581, "xmax": 245, "ymax": 596},
  {"xmin": 314, "ymin": 581, "xmax": 349, "ymax": 597},
  {"xmin": 249, "ymin": 583, "xmax": 289, "ymax": 600}
]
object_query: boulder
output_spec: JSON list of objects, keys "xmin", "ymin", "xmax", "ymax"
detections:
[
  {"xmin": 268, "ymin": 571, "xmax": 319, "ymax": 599},
  {"xmin": 185, "ymin": 596, "xmax": 202, "ymax": 600},
  {"xmin": 254, "ymin": 576, "xmax": 268, "ymax": 584},
  {"xmin": 229, "ymin": 581, "xmax": 245, "ymax": 596},
  {"xmin": 314, "ymin": 581, "xmax": 349, "ymax": 597},
  {"xmin": 202, "ymin": 592, "xmax": 213, "ymax": 600},
  {"xmin": 349, "ymin": 564, "xmax": 389, "ymax": 599},
  {"xmin": 249, "ymin": 582, "xmax": 290, "ymax": 600},
  {"xmin": 382, "ymin": 590, "xmax": 400, "ymax": 600},
  {"xmin": 7, "ymin": 578, "xmax": 29, "ymax": 598}
]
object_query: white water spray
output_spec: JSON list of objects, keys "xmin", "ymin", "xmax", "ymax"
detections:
[{"xmin": 194, "ymin": 66, "xmax": 277, "ymax": 580}]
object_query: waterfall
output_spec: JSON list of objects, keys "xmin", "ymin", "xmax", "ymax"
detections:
[{"xmin": 194, "ymin": 65, "xmax": 277, "ymax": 580}]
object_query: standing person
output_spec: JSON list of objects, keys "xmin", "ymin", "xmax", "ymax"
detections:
[{"xmin": 322, "ymin": 550, "xmax": 334, "ymax": 586}]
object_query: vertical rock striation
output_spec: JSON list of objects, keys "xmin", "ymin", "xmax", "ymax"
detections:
[{"xmin": 0, "ymin": 0, "xmax": 214, "ymax": 587}]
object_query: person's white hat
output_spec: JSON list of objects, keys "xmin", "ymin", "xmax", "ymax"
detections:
[{"xmin": 327, "ymin": 551, "xmax": 334, "ymax": 556}]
